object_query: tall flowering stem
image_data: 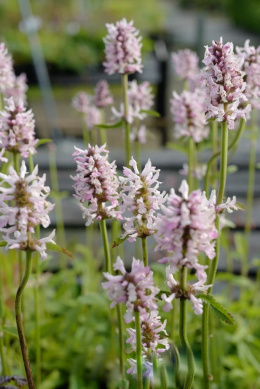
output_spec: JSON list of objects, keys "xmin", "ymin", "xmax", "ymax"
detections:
[
  {"xmin": 179, "ymin": 267, "xmax": 195, "ymax": 389},
  {"xmin": 141, "ymin": 238, "xmax": 148, "ymax": 266},
  {"xmin": 122, "ymin": 74, "xmax": 131, "ymax": 166},
  {"xmin": 100, "ymin": 219, "xmax": 112, "ymax": 273},
  {"xmin": 204, "ymin": 119, "xmax": 245, "ymax": 196},
  {"xmin": 135, "ymin": 310, "xmax": 143, "ymax": 389},
  {"xmin": 244, "ymin": 109, "xmax": 258, "ymax": 276},
  {"xmin": 15, "ymin": 251, "xmax": 35, "ymax": 389}
]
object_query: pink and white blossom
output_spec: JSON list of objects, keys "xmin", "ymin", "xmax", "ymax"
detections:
[
  {"xmin": 103, "ymin": 19, "xmax": 143, "ymax": 75},
  {"xmin": 130, "ymin": 125, "xmax": 147, "ymax": 144},
  {"xmin": 72, "ymin": 92, "xmax": 92, "ymax": 114},
  {"xmin": 0, "ymin": 43, "xmax": 14, "ymax": 94},
  {"xmin": 180, "ymin": 163, "xmax": 207, "ymax": 180},
  {"xmin": 0, "ymin": 97, "xmax": 37, "ymax": 158},
  {"xmin": 161, "ymin": 265, "xmax": 210, "ymax": 315},
  {"xmin": 236, "ymin": 40, "xmax": 260, "ymax": 110},
  {"xmin": 120, "ymin": 157, "xmax": 167, "ymax": 242},
  {"xmin": 201, "ymin": 37, "xmax": 251, "ymax": 129},
  {"xmin": 84, "ymin": 105, "xmax": 101, "ymax": 130},
  {"xmin": 172, "ymin": 49, "xmax": 199, "ymax": 82},
  {"xmin": 170, "ymin": 89, "xmax": 209, "ymax": 142},
  {"xmin": 155, "ymin": 180, "xmax": 218, "ymax": 267},
  {"xmin": 6, "ymin": 73, "xmax": 28, "ymax": 105},
  {"xmin": 94, "ymin": 80, "xmax": 114, "ymax": 108},
  {"xmin": 102, "ymin": 256, "xmax": 159, "ymax": 323},
  {"xmin": 0, "ymin": 161, "xmax": 55, "ymax": 260},
  {"xmin": 71, "ymin": 144, "xmax": 120, "ymax": 226}
]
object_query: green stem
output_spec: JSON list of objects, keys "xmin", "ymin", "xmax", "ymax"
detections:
[
  {"xmin": 172, "ymin": 342, "xmax": 181, "ymax": 389},
  {"xmin": 211, "ymin": 121, "xmax": 218, "ymax": 189},
  {"xmin": 82, "ymin": 114, "xmax": 89, "ymax": 147},
  {"xmin": 202, "ymin": 120, "xmax": 228, "ymax": 387},
  {"xmin": 160, "ymin": 363, "xmax": 168, "ymax": 389},
  {"xmin": 187, "ymin": 137, "xmax": 194, "ymax": 190},
  {"xmin": 99, "ymin": 219, "xmax": 112, "ymax": 273},
  {"xmin": 116, "ymin": 304, "xmax": 125, "ymax": 380},
  {"xmin": 99, "ymin": 109, "xmax": 107, "ymax": 146},
  {"xmin": 216, "ymin": 121, "xmax": 229, "ymax": 204},
  {"xmin": 15, "ymin": 251, "xmax": 35, "ymax": 389},
  {"xmin": 135, "ymin": 310, "xmax": 143, "ymax": 389},
  {"xmin": 0, "ymin": 254, "xmax": 7, "ymax": 375},
  {"xmin": 244, "ymin": 109, "xmax": 258, "ymax": 277},
  {"xmin": 204, "ymin": 119, "xmax": 244, "ymax": 196},
  {"xmin": 135, "ymin": 140, "xmax": 141, "ymax": 170},
  {"xmin": 122, "ymin": 74, "xmax": 131, "ymax": 166},
  {"xmin": 49, "ymin": 147, "xmax": 66, "ymax": 251},
  {"xmin": 29, "ymin": 153, "xmax": 41, "ymax": 389},
  {"xmin": 179, "ymin": 267, "xmax": 195, "ymax": 389},
  {"xmin": 141, "ymin": 238, "xmax": 148, "ymax": 266}
]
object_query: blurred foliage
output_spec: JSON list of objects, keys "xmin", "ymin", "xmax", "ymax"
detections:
[
  {"xmin": 226, "ymin": 0, "xmax": 260, "ymax": 34},
  {"xmin": 0, "ymin": 0, "xmax": 165, "ymax": 74}
]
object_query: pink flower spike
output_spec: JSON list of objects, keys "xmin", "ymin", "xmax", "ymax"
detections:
[
  {"xmin": 103, "ymin": 18, "xmax": 143, "ymax": 75},
  {"xmin": 0, "ymin": 97, "xmax": 37, "ymax": 158},
  {"xmin": 94, "ymin": 80, "xmax": 114, "ymax": 108},
  {"xmin": 120, "ymin": 157, "xmax": 167, "ymax": 242},
  {"xmin": 0, "ymin": 43, "xmax": 14, "ymax": 94},
  {"xmin": 0, "ymin": 160, "xmax": 55, "ymax": 259},
  {"xmin": 71, "ymin": 144, "xmax": 120, "ymax": 225},
  {"xmin": 172, "ymin": 49, "xmax": 199, "ymax": 82}
]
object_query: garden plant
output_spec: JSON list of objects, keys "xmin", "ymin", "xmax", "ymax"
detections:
[{"xmin": 0, "ymin": 17, "xmax": 259, "ymax": 389}]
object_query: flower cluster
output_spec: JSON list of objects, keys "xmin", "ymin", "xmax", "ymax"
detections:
[
  {"xmin": 0, "ymin": 97, "xmax": 37, "ymax": 158},
  {"xmin": 6, "ymin": 73, "xmax": 28, "ymax": 105},
  {"xmin": 161, "ymin": 265, "xmax": 210, "ymax": 315},
  {"xmin": 155, "ymin": 180, "xmax": 218, "ymax": 268},
  {"xmin": 236, "ymin": 40, "xmax": 260, "ymax": 110},
  {"xmin": 126, "ymin": 310, "xmax": 169, "ymax": 378},
  {"xmin": 71, "ymin": 144, "xmax": 120, "ymax": 226},
  {"xmin": 84, "ymin": 105, "xmax": 101, "ymax": 131},
  {"xmin": 130, "ymin": 125, "xmax": 147, "ymax": 144},
  {"xmin": 72, "ymin": 92, "xmax": 92, "ymax": 114},
  {"xmin": 102, "ymin": 256, "xmax": 159, "ymax": 323},
  {"xmin": 120, "ymin": 158, "xmax": 167, "ymax": 242},
  {"xmin": 0, "ymin": 161, "xmax": 55, "ymax": 259},
  {"xmin": 170, "ymin": 89, "xmax": 209, "ymax": 143},
  {"xmin": 180, "ymin": 163, "xmax": 207, "ymax": 180},
  {"xmin": 0, "ymin": 43, "xmax": 14, "ymax": 94},
  {"xmin": 103, "ymin": 19, "xmax": 143, "ymax": 75},
  {"xmin": 111, "ymin": 80, "xmax": 154, "ymax": 125},
  {"xmin": 94, "ymin": 80, "xmax": 114, "ymax": 108},
  {"xmin": 201, "ymin": 37, "xmax": 250, "ymax": 129},
  {"xmin": 172, "ymin": 49, "xmax": 200, "ymax": 82}
]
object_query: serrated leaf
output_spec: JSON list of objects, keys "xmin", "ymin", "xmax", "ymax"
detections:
[
  {"xmin": 112, "ymin": 236, "xmax": 127, "ymax": 248},
  {"xmin": 140, "ymin": 109, "xmax": 160, "ymax": 117},
  {"xmin": 35, "ymin": 139, "xmax": 52, "ymax": 148},
  {"xmin": 166, "ymin": 142, "xmax": 187, "ymax": 154},
  {"xmin": 3, "ymin": 326, "xmax": 18, "ymax": 338},
  {"xmin": 235, "ymin": 201, "xmax": 246, "ymax": 211},
  {"xmin": 197, "ymin": 293, "xmax": 235, "ymax": 325},
  {"xmin": 96, "ymin": 119, "xmax": 124, "ymax": 129},
  {"xmin": 0, "ymin": 241, "xmax": 7, "ymax": 247},
  {"xmin": 46, "ymin": 242, "xmax": 73, "ymax": 258}
]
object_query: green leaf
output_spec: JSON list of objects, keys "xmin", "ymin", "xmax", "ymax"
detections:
[
  {"xmin": 227, "ymin": 165, "xmax": 238, "ymax": 174},
  {"xmin": 0, "ymin": 241, "xmax": 7, "ymax": 247},
  {"xmin": 46, "ymin": 242, "xmax": 74, "ymax": 258},
  {"xmin": 196, "ymin": 141, "xmax": 212, "ymax": 151},
  {"xmin": 235, "ymin": 201, "xmax": 246, "ymax": 211},
  {"xmin": 50, "ymin": 190, "xmax": 69, "ymax": 200},
  {"xmin": 4, "ymin": 325, "xmax": 18, "ymax": 338},
  {"xmin": 36, "ymin": 139, "xmax": 52, "ymax": 148},
  {"xmin": 166, "ymin": 142, "xmax": 187, "ymax": 154},
  {"xmin": 197, "ymin": 293, "xmax": 235, "ymax": 325},
  {"xmin": 96, "ymin": 119, "xmax": 124, "ymax": 129},
  {"xmin": 140, "ymin": 109, "xmax": 160, "ymax": 117},
  {"xmin": 112, "ymin": 236, "xmax": 127, "ymax": 248}
]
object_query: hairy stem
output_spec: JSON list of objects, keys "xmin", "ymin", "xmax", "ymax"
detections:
[
  {"xmin": 122, "ymin": 74, "xmax": 131, "ymax": 166},
  {"xmin": 141, "ymin": 238, "xmax": 148, "ymax": 266},
  {"xmin": 179, "ymin": 267, "xmax": 195, "ymax": 389},
  {"xmin": 135, "ymin": 310, "xmax": 143, "ymax": 389},
  {"xmin": 99, "ymin": 219, "xmax": 112, "ymax": 273},
  {"xmin": 15, "ymin": 251, "xmax": 35, "ymax": 389}
]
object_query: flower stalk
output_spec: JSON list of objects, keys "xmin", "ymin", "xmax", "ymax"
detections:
[
  {"xmin": 15, "ymin": 250, "xmax": 35, "ymax": 389},
  {"xmin": 135, "ymin": 310, "xmax": 143, "ymax": 389},
  {"xmin": 122, "ymin": 74, "xmax": 131, "ymax": 166}
]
